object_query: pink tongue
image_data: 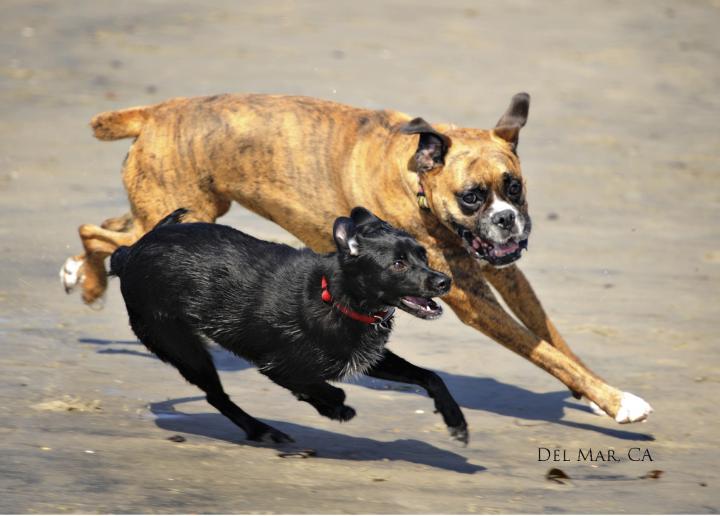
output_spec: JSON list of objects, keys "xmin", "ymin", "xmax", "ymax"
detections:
[
  {"xmin": 492, "ymin": 241, "xmax": 519, "ymax": 257},
  {"xmin": 403, "ymin": 296, "xmax": 428, "ymax": 307}
]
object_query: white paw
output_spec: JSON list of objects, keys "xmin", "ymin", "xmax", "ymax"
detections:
[
  {"xmin": 585, "ymin": 393, "xmax": 653, "ymax": 423},
  {"xmin": 587, "ymin": 399, "xmax": 607, "ymax": 416},
  {"xmin": 615, "ymin": 392, "xmax": 653, "ymax": 424},
  {"xmin": 60, "ymin": 257, "xmax": 84, "ymax": 294}
]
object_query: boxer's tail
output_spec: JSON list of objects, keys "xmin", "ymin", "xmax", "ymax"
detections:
[{"xmin": 90, "ymin": 105, "xmax": 154, "ymax": 141}]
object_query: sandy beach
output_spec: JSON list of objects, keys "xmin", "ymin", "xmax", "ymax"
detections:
[{"xmin": 1, "ymin": 1, "xmax": 719, "ymax": 512}]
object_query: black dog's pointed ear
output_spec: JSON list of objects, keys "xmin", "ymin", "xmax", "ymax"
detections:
[
  {"xmin": 494, "ymin": 92, "xmax": 530, "ymax": 152},
  {"xmin": 400, "ymin": 117, "xmax": 451, "ymax": 173},
  {"xmin": 349, "ymin": 206, "xmax": 382, "ymax": 227},
  {"xmin": 333, "ymin": 217, "xmax": 359, "ymax": 256}
]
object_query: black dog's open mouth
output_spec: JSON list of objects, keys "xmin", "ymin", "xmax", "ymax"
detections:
[
  {"xmin": 455, "ymin": 224, "xmax": 528, "ymax": 266},
  {"xmin": 399, "ymin": 296, "xmax": 443, "ymax": 320}
]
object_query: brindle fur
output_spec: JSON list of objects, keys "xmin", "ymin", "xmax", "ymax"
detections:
[{"xmin": 69, "ymin": 93, "xmax": 631, "ymax": 419}]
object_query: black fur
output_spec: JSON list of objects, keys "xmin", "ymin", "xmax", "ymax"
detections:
[{"xmin": 111, "ymin": 207, "xmax": 468, "ymax": 444}]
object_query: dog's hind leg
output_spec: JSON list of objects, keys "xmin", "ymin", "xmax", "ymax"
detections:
[
  {"xmin": 64, "ymin": 200, "xmax": 229, "ymax": 307},
  {"xmin": 365, "ymin": 350, "xmax": 469, "ymax": 444},
  {"xmin": 65, "ymin": 138, "xmax": 232, "ymax": 307},
  {"xmin": 130, "ymin": 316, "xmax": 294, "ymax": 444},
  {"xmin": 101, "ymin": 212, "xmax": 135, "ymax": 232},
  {"xmin": 63, "ymin": 223, "xmax": 140, "ymax": 307},
  {"xmin": 61, "ymin": 212, "xmax": 136, "ymax": 301}
]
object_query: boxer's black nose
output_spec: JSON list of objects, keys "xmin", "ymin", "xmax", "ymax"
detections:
[{"xmin": 491, "ymin": 210, "xmax": 516, "ymax": 230}]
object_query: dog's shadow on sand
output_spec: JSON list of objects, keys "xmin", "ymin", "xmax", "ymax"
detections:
[
  {"xmin": 81, "ymin": 337, "xmax": 654, "ymax": 443},
  {"xmin": 349, "ymin": 374, "xmax": 654, "ymax": 442},
  {"xmin": 79, "ymin": 337, "xmax": 254, "ymax": 372},
  {"xmin": 150, "ymin": 396, "xmax": 485, "ymax": 474}
]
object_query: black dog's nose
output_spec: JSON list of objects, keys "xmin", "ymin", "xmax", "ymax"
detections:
[
  {"xmin": 429, "ymin": 273, "xmax": 452, "ymax": 294},
  {"xmin": 491, "ymin": 209, "xmax": 516, "ymax": 230}
]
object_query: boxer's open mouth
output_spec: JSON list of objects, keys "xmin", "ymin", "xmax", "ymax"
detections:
[{"xmin": 453, "ymin": 223, "xmax": 528, "ymax": 266}]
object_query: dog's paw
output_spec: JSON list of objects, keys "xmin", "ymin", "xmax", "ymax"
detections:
[
  {"xmin": 249, "ymin": 426, "xmax": 295, "ymax": 444},
  {"xmin": 615, "ymin": 392, "xmax": 653, "ymax": 424},
  {"xmin": 586, "ymin": 399, "xmax": 607, "ymax": 417},
  {"xmin": 449, "ymin": 423, "xmax": 469, "ymax": 446},
  {"xmin": 334, "ymin": 405, "xmax": 356, "ymax": 422},
  {"xmin": 585, "ymin": 393, "xmax": 653, "ymax": 423},
  {"xmin": 86, "ymin": 293, "xmax": 106, "ymax": 311},
  {"xmin": 318, "ymin": 403, "xmax": 356, "ymax": 422},
  {"xmin": 60, "ymin": 257, "xmax": 84, "ymax": 294}
]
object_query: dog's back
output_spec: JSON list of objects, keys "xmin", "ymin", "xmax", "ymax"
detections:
[
  {"xmin": 112, "ymin": 214, "xmax": 307, "ymax": 358},
  {"xmin": 110, "ymin": 208, "xmax": 189, "ymax": 278}
]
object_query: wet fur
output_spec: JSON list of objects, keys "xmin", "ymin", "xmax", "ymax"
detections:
[{"xmin": 110, "ymin": 208, "xmax": 467, "ymax": 443}]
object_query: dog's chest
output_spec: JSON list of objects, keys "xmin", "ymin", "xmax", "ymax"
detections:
[
  {"xmin": 256, "ymin": 314, "xmax": 393, "ymax": 382},
  {"xmin": 305, "ymin": 323, "xmax": 390, "ymax": 380},
  {"xmin": 336, "ymin": 331, "xmax": 389, "ymax": 379}
]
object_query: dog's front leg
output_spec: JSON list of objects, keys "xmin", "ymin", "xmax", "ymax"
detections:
[
  {"xmin": 442, "ymin": 255, "xmax": 652, "ymax": 423},
  {"xmin": 366, "ymin": 350, "xmax": 469, "ymax": 444},
  {"xmin": 483, "ymin": 264, "xmax": 604, "ymax": 397},
  {"xmin": 292, "ymin": 382, "xmax": 357, "ymax": 422},
  {"xmin": 483, "ymin": 264, "xmax": 593, "ymax": 371},
  {"xmin": 264, "ymin": 374, "xmax": 357, "ymax": 423}
]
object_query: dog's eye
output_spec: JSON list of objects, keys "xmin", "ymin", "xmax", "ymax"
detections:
[
  {"xmin": 459, "ymin": 189, "xmax": 484, "ymax": 209},
  {"xmin": 391, "ymin": 259, "xmax": 408, "ymax": 272},
  {"xmin": 507, "ymin": 180, "xmax": 522, "ymax": 198},
  {"xmin": 463, "ymin": 193, "xmax": 477, "ymax": 204}
]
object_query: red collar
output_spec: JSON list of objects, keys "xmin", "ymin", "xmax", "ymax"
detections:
[{"xmin": 321, "ymin": 276, "xmax": 394, "ymax": 325}]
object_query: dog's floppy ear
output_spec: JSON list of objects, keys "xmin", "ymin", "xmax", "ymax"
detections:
[
  {"xmin": 333, "ymin": 217, "xmax": 360, "ymax": 256},
  {"xmin": 400, "ymin": 117, "xmax": 451, "ymax": 173},
  {"xmin": 493, "ymin": 92, "xmax": 530, "ymax": 152},
  {"xmin": 349, "ymin": 206, "xmax": 382, "ymax": 227}
]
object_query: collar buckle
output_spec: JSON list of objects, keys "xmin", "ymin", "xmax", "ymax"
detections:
[{"xmin": 372, "ymin": 307, "xmax": 395, "ymax": 330}]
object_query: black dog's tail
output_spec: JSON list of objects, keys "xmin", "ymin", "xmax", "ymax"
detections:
[
  {"xmin": 109, "ymin": 247, "xmax": 130, "ymax": 278},
  {"xmin": 110, "ymin": 208, "xmax": 190, "ymax": 277},
  {"xmin": 153, "ymin": 208, "xmax": 190, "ymax": 229}
]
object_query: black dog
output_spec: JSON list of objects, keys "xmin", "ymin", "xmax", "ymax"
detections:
[{"xmin": 110, "ymin": 207, "xmax": 468, "ymax": 444}]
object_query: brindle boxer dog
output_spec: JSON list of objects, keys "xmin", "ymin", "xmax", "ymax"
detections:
[{"xmin": 61, "ymin": 93, "xmax": 652, "ymax": 424}]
